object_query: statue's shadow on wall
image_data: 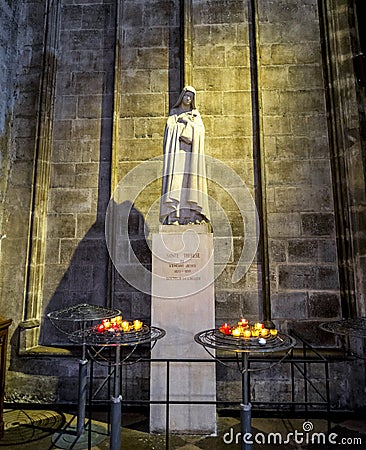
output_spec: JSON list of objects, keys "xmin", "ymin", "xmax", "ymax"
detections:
[
  {"xmin": 39, "ymin": 200, "xmax": 152, "ymax": 347},
  {"xmin": 8, "ymin": 199, "xmax": 152, "ymax": 403}
]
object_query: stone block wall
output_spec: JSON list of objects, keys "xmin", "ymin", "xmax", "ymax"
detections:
[
  {"xmin": 258, "ymin": 0, "xmax": 340, "ymax": 335},
  {"xmin": 0, "ymin": 0, "xmax": 365, "ymax": 409},
  {"xmin": 39, "ymin": 0, "xmax": 116, "ymax": 345},
  {"xmin": 191, "ymin": 0, "xmax": 260, "ymax": 326},
  {"xmin": 0, "ymin": 0, "xmax": 57, "ymax": 401},
  {"xmin": 0, "ymin": 0, "xmax": 21, "ymax": 257},
  {"xmin": 0, "ymin": 1, "xmax": 18, "ymax": 189},
  {"xmin": 0, "ymin": 0, "xmax": 46, "ymax": 326}
]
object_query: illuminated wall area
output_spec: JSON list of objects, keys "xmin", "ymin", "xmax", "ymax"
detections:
[{"xmin": 0, "ymin": 0, "xmax": 365, "ymax": 409}]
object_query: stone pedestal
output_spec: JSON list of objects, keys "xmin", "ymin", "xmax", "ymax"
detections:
[{"xmin": 150, "ymin": 224, "xmax": 216, "ymax": 434}]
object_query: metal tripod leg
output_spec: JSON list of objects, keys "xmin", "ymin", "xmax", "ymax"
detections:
[
  {"xmin": 241, "ymin": 352, "xmax": 252, "ymax": 450},
  {"xmin": 110, "ymin": 346, "xmax": 122, "ymax": 450},
  {"xmin": 76, "ymin": 355, "xmax": 88, "ymax": 436}
]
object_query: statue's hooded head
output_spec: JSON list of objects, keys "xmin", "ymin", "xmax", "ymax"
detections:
[{"xmin": 172, "ymin": 86, "xmax": 197, "ymax": 110}]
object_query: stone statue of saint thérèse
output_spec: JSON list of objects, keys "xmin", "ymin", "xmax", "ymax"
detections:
[{"xmin": 159, "ymin": 86, "xmax": 210, "ymax": 225}]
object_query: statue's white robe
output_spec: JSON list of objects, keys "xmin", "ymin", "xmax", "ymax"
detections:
[{"xmin": 159, "ymin": 108, "xmax": 210, "ymax": 224}]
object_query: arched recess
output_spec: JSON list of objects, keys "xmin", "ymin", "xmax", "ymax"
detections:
[
  {"xmin": 20, "ymin": 0, "xmax": 61, "ymax": 350},
  {"xmin": 318, "ymin": 0, "xmax": 366, "ymax": 317}
]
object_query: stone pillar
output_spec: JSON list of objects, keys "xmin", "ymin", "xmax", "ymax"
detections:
[{"xmin": 150, "ymin": 224, "xmax": 216, "ymax": 434}]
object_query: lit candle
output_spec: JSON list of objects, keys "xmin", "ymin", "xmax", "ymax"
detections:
[
  {"xmin": 254, "ymin": 322, "xmax": 264, "ymax": 330},
  {"xmin": 243, "ymin": 329, "xmax": 252, "ymax": 339},
  {"xmin": 270, "ymin": 329, "xmax": 278, "ymax": 337},
  {"xmin": 133, "ymin": 319, "xmax": 143, "ymax": 331},
  {"xmin": 121, "ymin": 321, "xmax": 130, "ymax": 332},
  {"xmin": 232, "ymin": 327, "xmax": 241, "ymax": 338},
  {"xmin": 97, "ymin": 324, "xmax": 105, "ymax": 333},
  {"xmin": 261, "ymin": 328, "xmax": 270, "ymax": 338},
  {"xmin": 102, "ymin": 319, "xmax": 111, "ymax": 329},
  {"xmin": 251, "ymin": 328, "xmax": 260, "ymax": 337},
  {"xmin": 219, "ymin": 323, "xmax": 232, "ymax": 335},
  {"xmin": 238, "ymin": 318, "xmax": 249, "ymax": 328}
]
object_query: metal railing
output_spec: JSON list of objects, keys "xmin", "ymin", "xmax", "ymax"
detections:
[{"xmin": 82, "ymin": 330, "xmax": 333, "ymax": 449}]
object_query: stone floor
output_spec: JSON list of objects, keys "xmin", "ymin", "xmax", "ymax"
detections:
[{"xmin": 1, "ymin": 407, "xmax": 365, "ymax": 449}]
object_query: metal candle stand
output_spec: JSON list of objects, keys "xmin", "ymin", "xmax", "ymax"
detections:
[
  {"xmin": 194, "ymin": 328, "xmax": 296, "ymax": 450},
  {"xmin": 69, "ymin": 324, "xmax": 166, "ymax": 450},
  {"xmin": 320, "ymin": 317, "xmax": 366, "ymax": 338},
  {"xmin": 47, "ymin": 303, "xmax": 121, "ymax": 448},
  {"xmin": 320, "ymin": 317, "xmax": 366, "ymax": 359}
]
